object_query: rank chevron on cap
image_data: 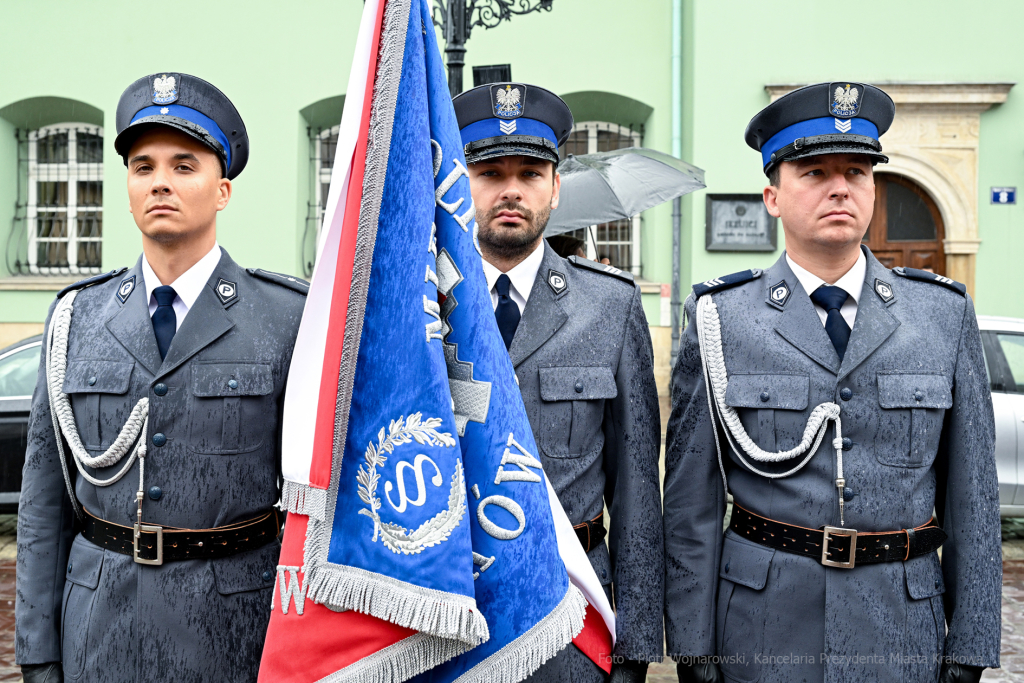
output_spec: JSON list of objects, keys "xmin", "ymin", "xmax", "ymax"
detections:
[{"xmin": 499, "ymin": 119, "xmax": 517, "ymax": 135}]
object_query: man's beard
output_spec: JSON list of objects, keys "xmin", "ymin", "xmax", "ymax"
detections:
[{"xmin": 477, "ymin": 201, "xmax": 551, "ymax": 259}]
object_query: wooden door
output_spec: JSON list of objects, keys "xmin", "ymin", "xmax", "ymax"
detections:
[{"xmin": 863, "ymin": 174, "xmax": 945, "ymax": 275}]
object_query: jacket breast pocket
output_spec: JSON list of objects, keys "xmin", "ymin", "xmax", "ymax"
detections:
[
  {"xmin": 716, "ymin": 530, "xmax": 773, "ymax": 683},
  {"xmin": 876, "ymin": 373, "xmax": 952, "ymax": 468},
  {"xmin": 538, "ymin": 366, "xmax": 617, "ymax": 458},
  {"xmin": 724, "ymin": 373, "xmax": 809, "ymax": 452},
  {"xmin": 189, "ymin": 362, "xmax": 274, "ymax": 455},
  {"xmin": 62, "ymin": 359, "xmax": 135, "ymax": 451}
]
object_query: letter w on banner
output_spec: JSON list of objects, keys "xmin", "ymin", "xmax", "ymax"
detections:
[{"xmin": 258, "ymin": 0, "xmax": 614, "ymax": 681}]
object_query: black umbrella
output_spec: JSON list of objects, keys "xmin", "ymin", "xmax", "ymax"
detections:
[{"xmin": 545, "ymin": 147, "xmax": 705, "ymax": 236}]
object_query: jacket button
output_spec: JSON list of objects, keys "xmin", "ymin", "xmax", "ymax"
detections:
[
  {"xmin": 67, "ymin": 561, "xmax": 73, "ymax": 573},
  {"xmin": 914, "ymin": 390, "xmax": 924, "ymax": 401},
  {"xmin": 841, "ymin": 437, "xmax": 853, "ymax": 451},
  {"xmin": 153, "ymin": 383, "xmax": 168, "ymax": 396},
  {"xmin": 843, "ymin": 487, "xmax": 856, "ymax": 501},
  {"xmin": 262, "ymin": 570, "xmax": 275, "ymax": 582},
  {"xmin": 935, "ymin": 580, "xmax": 940, "ymax": 589},
  {"xmin": 601, "ymin": 569, "xmax": 607, "ymax": 579},
  {"xmin": 724, "ymin": 562, "xmax": 730, "ymax": 574},
  {"xmin": 574, "ymin": 381, "xmax": 584, "ymax": 393},
  {"xmin": 840, "ymin": 387, "xmax": 853, "ymax": 401},
  {"xmin": 87, "ymin": 376, "xmax": 97, "ymax": 386},
  {"xmin": 759, "ymin": 391, "xmax": 770, "ymax": 402},
  {"xmin": 228, "ymin": 379, "xmax": 239, "ymax": 390},
  {"xmin": 148, "ymin": 486, "xmax": 163, "ymax": 501},
  {"xmin": 152, "ymin": 433, "xmax": 167, "ymax": 447}
]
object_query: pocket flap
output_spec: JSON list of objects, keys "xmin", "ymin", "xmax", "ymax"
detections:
[
  {"xmin": 192, "ymin": 362, "xmax": 273, "ymax": 397},
  {"xmin": 719, "ymin": 530, "xmax": 774, "ymax": 590},
  {"xmin": 211, "ymin": 541, "xmax": 281, "ymax": 595},
  {"xmin": 62, "ymin": 360, "xmax": 134, "ymax": 395},
  {"xmin": 66, "ymin": 535, "xmax": 104, "ymax": 589},
  {"xmin": 539, "ymin": 366, "xmax": 617, "ymax": 402},
  {"xmin": 904, "ymin": 552, "xmax": 945, "ymax": 599},
  {"xmin": 724, "ymin": 373, "xmax": 809, "ymax": 410},
  {"xmin": 877, "ymin": 373, "xmax": 952, "ymax": 409}
]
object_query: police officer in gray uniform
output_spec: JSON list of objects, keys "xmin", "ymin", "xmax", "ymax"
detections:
[
  {"xmin": 663, "ymin": 82, "xmax": 1001, "ymax": 683},
  {"xmin": 453, "ymin": 83, "xmax": 663, "ymax": 683},
  {"xmin": 16, "ymin": 73, "xmax": 307, "ymax": 683}
]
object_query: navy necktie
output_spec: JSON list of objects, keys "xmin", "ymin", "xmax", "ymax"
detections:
[
  {"xmin": 810, "ymin": 285, "xmax": 851, "ymax": 361},
  {"xmin": 152, "ymin": 285, "xmax": 177, "ymax": 360},
  {"xmin": 494, "ymin": 274, "xmax": 521, "ymax": 351}
]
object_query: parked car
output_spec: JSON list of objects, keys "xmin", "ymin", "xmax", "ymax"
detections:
[
  {"xmin": 0, "ymin": 335, "xmax": 41, "ymax": 513},
  {"xmin": 979, "ymin": 316, "xmax": 1024, "ymax": 517}
]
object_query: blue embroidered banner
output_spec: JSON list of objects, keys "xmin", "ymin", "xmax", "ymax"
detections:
[{"xmin": 281, "ymin": 0, "xmax": 587, "ymax": 680}]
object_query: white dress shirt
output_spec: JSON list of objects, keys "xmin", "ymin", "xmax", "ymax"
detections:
[
  {"xmin": 786, "ymin": 249, "xmax": 865, "ymax": 329},
  {"xmin": 481, "ymin": 240, "xmax": 545, "ymax": 314},
  {"xmin": 142, "ymin": 243, "xmax": 222, "ymax": 331}
]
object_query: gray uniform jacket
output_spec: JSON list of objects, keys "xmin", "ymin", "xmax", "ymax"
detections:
[
  {"xmin": 16, "ymin": 249, "xmax": 306, "ymax": 683},
  {"xmin": 514, "ymin": 244, "xmax": 663, "ymax": 678},
  {"xmin": 663, "ymin": 247, "xmax": 1001, "ymax": 683}
]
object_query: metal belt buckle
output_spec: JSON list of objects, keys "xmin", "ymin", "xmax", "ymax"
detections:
[
  {"xmin": 821, "ymin": 526, "xmax": 857, "ymax": 569},
  {"xmin": 133, "ymin": 523, "xmax": 164, "ymax": 566}
]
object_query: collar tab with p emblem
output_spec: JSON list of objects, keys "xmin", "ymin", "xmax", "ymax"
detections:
[
  {"xmin": 874, "ymin": 278, "xmax": 896, "ymax": 305},
  {"xmin": 215, "ymin": 278, "xmax": 238, "ymax": 306},
  {"xmin": 116, "ymin": 275, "xmax": 136, "ymax": 304},
  {"xmin": 547, "ymin": 269, "xmax": 567, "ymax": 296},
  {"xmin": 768, "ymin": 280, "xmax": 792, "ymax": 309}
]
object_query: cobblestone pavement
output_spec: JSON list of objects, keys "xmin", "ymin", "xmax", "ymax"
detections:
[{"xmin": 1, "ymin": 513, "xmax": 1023, "ymax": 682}]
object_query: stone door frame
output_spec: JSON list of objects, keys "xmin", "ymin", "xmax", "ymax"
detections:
[{"xmin": 766, "ymin": 82, "xmax": 1014, "ymax": 297}]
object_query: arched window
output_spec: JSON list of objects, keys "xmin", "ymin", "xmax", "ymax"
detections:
[
  {"xmin": 863, "ymin": 174, "xmax": 945, "ymax": 274},
  {"xmin": 558, "ymin": 121, "xmax": 642, "ymax": 275},
  {"xmin": 27, "ymin": 123, "xmax": 103, "ymax": 275}
]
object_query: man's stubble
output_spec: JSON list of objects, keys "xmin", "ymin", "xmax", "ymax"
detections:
[{"xmin": 477, "ymin": 200, "xmax": 551, "ymax": 260}]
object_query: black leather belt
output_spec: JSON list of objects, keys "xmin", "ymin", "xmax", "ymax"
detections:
[
  {"xmin": 729, "ymin": 504, "xmax": 946, "ymax": 569},
  {"xmin": 82, "ymin": 508, "xmax": 281, "ymax": 566},
  {"xmin": 573, "ymin": 512, "xmax": 607, "ymax": 553}
]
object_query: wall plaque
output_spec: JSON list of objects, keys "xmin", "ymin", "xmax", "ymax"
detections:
[{"xmin": 705, "ymin": 194, "xmax": 777, "ymax": 252}]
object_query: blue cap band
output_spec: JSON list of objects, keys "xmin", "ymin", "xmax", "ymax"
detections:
[
  {"xmin": 130, "ymin": 104, "xmax": 232, "ymax": 169},
  {"xmin": 460, "ymin": 117, "xmax": 557, "ymax": 148},
  {"xmin": 761, "ymin": 116, "xmax": 879, "ymax": 168}
]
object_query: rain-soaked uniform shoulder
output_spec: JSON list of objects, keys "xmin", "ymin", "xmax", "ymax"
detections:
[
  {"xmin": 245, "ymin": 268, "xmax": 309, "ymax": 296},
  {"xmin": 57, "ymin": 267, "xmax": 129, "ymax": 299}
]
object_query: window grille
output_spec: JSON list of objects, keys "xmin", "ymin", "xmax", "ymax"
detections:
[
  {"xmin": 16, "ymin": 124, "xmax": 104, "ymax": 275},
  {"xmin": 303, "ymin": 124, "xmax": 341, "ymax": 277},
  {"xmin": 557, "ymin": 122, "xmax": 642, "ymax": 276}
]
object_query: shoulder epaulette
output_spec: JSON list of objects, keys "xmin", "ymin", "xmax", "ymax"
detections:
[
  {"xmin": 57, "ymin": 267, "xmax": 128, "ymax": 299},
  {"xmin": 567, "ymin": 256, "xmax": 634, "ymax": 285},
  {"xmin": 892, "ymin": 267, "xmax": 966, "ymax": 296},
  {"xmin": 692, "ymin": 269, "xmax": 763, "ymax": 298},
  {"xmin": 246, "ymin": 268, "xmax": 309, "ymax": 295}
]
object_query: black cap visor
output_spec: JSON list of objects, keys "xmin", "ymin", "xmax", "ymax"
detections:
[
  {"xmin": 465, "ymin": 135, "xmax": 559, "ymax": 165},
  {"xmin": 115, "ymin": 116, "xmax": 228, "ymax": 177},
  {"xmin": 765, "ymin": 134, "xmax": 888, "ymax": 176}
]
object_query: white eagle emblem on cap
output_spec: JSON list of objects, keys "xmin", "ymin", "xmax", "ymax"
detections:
[
  {"xmin": 495, "ymin": 85, "xmax": 522, "ymax": 118},
  {"xmin": 830, "ymin": 83, "xmax": 860, "ymax": 117},
  {"xmin": 153, "ymin": 75, "xmax": 178, "ymax": 105}
]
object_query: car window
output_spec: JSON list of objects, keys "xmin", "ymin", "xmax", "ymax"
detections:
[
  {"xmin": 0, "ymin": 344, "xmax": 41, "ymax": 399},
  {"xmin": 996, "ymin": 333, "xmax": 1024, "ymax": 394}
]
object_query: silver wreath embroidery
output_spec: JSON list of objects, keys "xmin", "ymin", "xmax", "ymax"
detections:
[{"xmin": 356, "ymin": 413, "xmax": 466, "ymax": 554}]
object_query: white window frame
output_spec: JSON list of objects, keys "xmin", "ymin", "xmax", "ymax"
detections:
[
  {"xmin": 571, "ymin": 121, "xmax": 642, "ymax": 276},
  {"xmin": 27, "ymin": 123, "xmax": 104, "ymax": 275},
  {"xmin": 313, "ymin": 125, "xmax": 341, "ymax": 251}
]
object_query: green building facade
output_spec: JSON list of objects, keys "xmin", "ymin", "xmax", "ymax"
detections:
[{"xmin": 2, "ymin": 1, "xmax": 1023, "ymax": 399}]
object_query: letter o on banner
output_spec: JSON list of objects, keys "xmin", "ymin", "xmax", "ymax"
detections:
[{"xmin": 477, "ymin": 495, "xmax": 526, "ymax": 540}]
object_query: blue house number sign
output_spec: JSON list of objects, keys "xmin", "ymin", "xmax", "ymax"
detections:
[{"xmin": 991, "ymin": 187, "xmax": 1017, "ymax": 204}]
